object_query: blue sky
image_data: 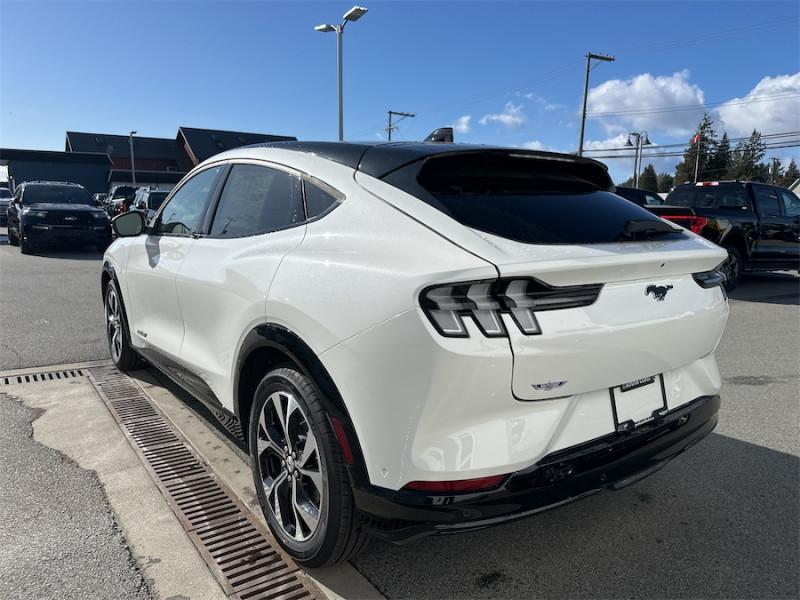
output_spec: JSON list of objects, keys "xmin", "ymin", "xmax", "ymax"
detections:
[{"xmin": 1, "ymin": 1, "xmax": 798, "ymax": 182}]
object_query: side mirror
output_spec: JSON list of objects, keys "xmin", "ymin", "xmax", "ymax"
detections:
[{"xmin": 112, "ymin": 211, "xmax": 146, "ymax": 237}]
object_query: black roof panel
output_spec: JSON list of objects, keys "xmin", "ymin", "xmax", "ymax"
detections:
[{"xmin": 250, "ymin": 141, "xmax": 611, "ymax": 182}]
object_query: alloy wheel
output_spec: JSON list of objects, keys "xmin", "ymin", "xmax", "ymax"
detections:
[
  {"xmin": 106, "ymin": 287, "xmax": 123, "ymax": 363},
  {"xmin": 256, "ymin": 390, "xmax": 324, "ymax": 542}
]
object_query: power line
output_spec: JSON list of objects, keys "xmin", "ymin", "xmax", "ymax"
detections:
[
  {"xmin": 586, "ymin": 138, "xmax": 800, "ymax": 160},
  {"xmin": 587, "ymin": 93, "xmax": 799, "ymax": 118},
  {"xmin": 584, "ymin": 131, "xmax": 800, "ymax": 154}
]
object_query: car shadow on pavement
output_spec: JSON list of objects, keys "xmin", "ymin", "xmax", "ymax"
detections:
[
  {"xmin": 729, "ymin": 272, "xmax": 799, "ymax": 306},
  {"xmin": 352, "ymin": 433, "xmax": 799, "ymax": 599}
]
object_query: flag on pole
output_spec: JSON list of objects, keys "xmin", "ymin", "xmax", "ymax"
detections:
[{"xmin": 691, "ymin": 134, "xmax": 701, "ymax": 145}]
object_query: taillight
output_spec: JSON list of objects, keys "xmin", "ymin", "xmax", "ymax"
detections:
[
  {"xmin": 420, "ymin": 278, "xmax": 603, "ymax": 338},
  {"xmin": 693, "ymin": 267, "xmax": 726, "ymax": 289},
  {"xmin": 402, "ymin": 474, "xmax": 507, "ymax": 494},
  {"xmin": 664, "ymin": 215, "xmax": 708, "ymax": 234}
]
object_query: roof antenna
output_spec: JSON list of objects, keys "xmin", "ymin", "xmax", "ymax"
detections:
[{"xmin": 424, "ymin": 127, "xmax": 454, "ymax": 143}]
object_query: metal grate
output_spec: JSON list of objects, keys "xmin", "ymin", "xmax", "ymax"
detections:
[
  {"xmin": 0, "ymin": 368, "xmax": 87, "ymax": 385},
  {"xmin": 87, "ymin": 366, "xmax": 321, "ymax": 600}
]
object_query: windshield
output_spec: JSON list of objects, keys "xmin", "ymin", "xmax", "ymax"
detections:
[
  {"xmin": 0, "ymin": 188, "xmax": 11, "ymax": 199},
  {"xmin": 148, "ymin": 192, "xmax": 168, "ymax": 210},
  {"xmin": 24, "ymin": 185, "xmax": 93, "ymax": 205}
]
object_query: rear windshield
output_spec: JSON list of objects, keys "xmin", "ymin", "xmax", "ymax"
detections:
[
  {"xmin": 385, "ymin": 153, "xmax": 684, "ymax": 244},
  {"xmin": 24, "ymin": 185, "xmax": 92, "ymax": 205}
]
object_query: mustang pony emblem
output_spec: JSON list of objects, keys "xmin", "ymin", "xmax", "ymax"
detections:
[{"xmin": 645, "ymin": 284, "xmax": 674, "ymax": 301}]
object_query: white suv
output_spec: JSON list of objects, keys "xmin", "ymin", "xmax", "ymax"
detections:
[{"xmin": 103, "ymin": 142, "xmax": 729, "ymax": 566}]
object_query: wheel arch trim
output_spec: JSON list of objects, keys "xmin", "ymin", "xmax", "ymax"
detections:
[{"xmin": 234, "ymin": 322, "xmax": 371, "ymax": 486}]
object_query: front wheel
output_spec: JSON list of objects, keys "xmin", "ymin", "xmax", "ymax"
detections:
[
  {"xmin": 104, "ymin": 280, "xmax": 143, "ymax": 371},
  {"xmin": 722, "ymin": 246, "xmax": 743, "ymax": 292},
  {"xmin": 249, "ymin": 367, "xmax": 369, "ymax": 566}
]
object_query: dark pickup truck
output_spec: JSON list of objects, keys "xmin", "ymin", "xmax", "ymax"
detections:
[{"xmin": 618, "ymin": 181, "xmax": 799, "ymax": 290}]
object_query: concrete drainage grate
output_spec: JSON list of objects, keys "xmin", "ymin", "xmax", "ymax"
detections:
[
  {"xmin": 0, "ymin": 368, "xmax": 87, "ymax": 385},
  {"xmin": 87, "ymin": 366, "xmax": 322, "ymax": 600}
]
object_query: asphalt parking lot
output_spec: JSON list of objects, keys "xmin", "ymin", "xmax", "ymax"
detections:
[{"xmin": 0, "ymin": 228, "xmax": 798, "ymax": 599}]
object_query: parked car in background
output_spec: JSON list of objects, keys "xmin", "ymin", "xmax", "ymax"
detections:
[
  {"xmin": 0, "ymin": 187, "xmax": 11, "ymax": 225},
  {"xmin": 655, "ymin": 181, "xmax": 800, "ymax": 290},
  {"xmin": 103, "ymin": 142, "xmax": 728, "ymax": 566},
  {"xmin": 130, "ymin": 188, "xmax": 168, "ymax": 221},
  {"xmin": 6, "ymin": 181, "xmax": 111, "ymax": 253},
  {"xmin": 614, "ymin": 186, "xmax": 665, "ymax": 207},
  {"xmin": 93, "ymin": 192, "xmax": 108, "ymax": 207},
  {"xmin": 106, "ymin": 185, "xmax": 138, "ymax": 216}
]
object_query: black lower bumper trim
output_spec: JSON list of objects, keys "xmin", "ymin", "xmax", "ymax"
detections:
[{"xmin": 353, "ymin": 395, "xmax": 719, "ymax": 543}]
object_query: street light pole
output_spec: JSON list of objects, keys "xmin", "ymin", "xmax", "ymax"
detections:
[
  {"xmin": 315, "ymin": 6, "xmax": 368, "ymax": 142},
  {"xmin": 626, "ymin": 131, "xmax": 651, "ymax": 187},
  {"xmin": 129, "ymin": 130, "xmax": 137, "ymax": 187},
  {"xmin": 578, "ymin": 52, "xmax": 615, "ymax": 157}
]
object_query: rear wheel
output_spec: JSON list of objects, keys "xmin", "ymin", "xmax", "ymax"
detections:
[
  {"xmin": 249, "ymin": 367, "xmax": 369, "ymax": 566},
  {"xmin": 722, "ymin": 246, "xmax": 743, "ymax": 292},
  {"xmin": 8, "ymin": 226, "xmax": 19, "ymax": 246},
  {"xmin": 104, "ymin": 280, "xmax": 143, "ymax": 371}
]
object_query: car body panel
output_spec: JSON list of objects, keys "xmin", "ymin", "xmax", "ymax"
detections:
[{"xmin": 104, "ymin": 144, "xmax": 728, "ymax": 498}]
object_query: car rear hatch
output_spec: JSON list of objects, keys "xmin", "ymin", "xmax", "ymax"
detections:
[{"xmin": 357, "ymin": 148, "xmax": 728, "ymax": 400}]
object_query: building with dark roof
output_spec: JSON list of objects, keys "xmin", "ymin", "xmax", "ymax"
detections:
[
  {"xmin": 176, "ymin": 127, "xmax": 295, "ymax": 169},
  {"xmin": 1, "ymin": 126, "xmax": 295, "ymax": 194}
]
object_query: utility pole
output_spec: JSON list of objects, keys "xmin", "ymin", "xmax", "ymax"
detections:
[
  {"xmin": 129, "ymin": 130, "xmax": 137, "ymax": 187},
  {"xmin": 693, "ymin": 134, "xmax": 701, "ymax": 183},
  {"xmin": 386, "ymin": 110, "xmax": 415, "ymax": 141},
  {"xmin": 578, "ymin": 52, "xmax": 615, "ymax": 157}
]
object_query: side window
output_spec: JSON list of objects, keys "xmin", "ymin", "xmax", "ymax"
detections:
[
  {"xmin": 643, "ymin": 193, "xmax": 663, "ymax": 206},
  {"xmin": 304, "ymin": 180, "xmax": 340, "ymax": 219},
  {"xmin": 694, "ymin": 189, "xmax": 717, "ymax": 208},
  {"xmin": 717, "ymin": 188, "xmax": 750, "ymax": 210},
  {"xmin": 754, "ymin": 187, "xmax": 782, "ymax": 217},
  {"xmin": 209, "ymin": 165, "xmax": 303, "ymax": 238},
  {"xmin": 155, "ymin": 166, "xmax": 222, "ymax": 236},
  {"xmin": 666, "ymin": 187, "xmax": 693, "ymax": 207},
  {"xmin": 780, "ymin": 191, "xmax": 800, "ymax": 218}
]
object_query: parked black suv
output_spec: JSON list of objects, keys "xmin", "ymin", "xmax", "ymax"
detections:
[
  {"xmin": 0, "ymin": 187, "xmax": 11, "ymax": 225},
  {"xmin": 6, "ymin": 181, "xmax": 112, "ymax": 254},
  {"xmin": 657, "ymin": 181, "xmax": 800, "ymax": 290}
]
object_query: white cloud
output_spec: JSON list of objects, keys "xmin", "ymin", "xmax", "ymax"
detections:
[
  {"xmin": 582, "ymin": 133, "xmax": 630, "ymax": 151},
  {"xmin": 587, "ymin": 70, "xmax": 706, "ymax": 137},
  {"xmin": 524, "ymin": 91, "xmax": 565, "ymax": 112},
  {"xmin": 479, "ymin": 101, "xmax": 525, "ymax": 129},
  {"xmin": 716, "ymin": 73, "xmax": 800, "ymax": 136},
  {"xmin": 522, "ymin": 140, "xmax": 547, "ymax": 151},
  {"xmin": 451, "ymin": 115, "xmax": 472, "ymax": 134}
]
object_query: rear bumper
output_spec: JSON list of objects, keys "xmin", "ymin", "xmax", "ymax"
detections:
[{"xmin": 353, "ymin": 394, "xmax": 719, "ymax": 543}]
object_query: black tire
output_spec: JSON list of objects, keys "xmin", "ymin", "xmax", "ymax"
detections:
[
  {"xmin": 104, "ymin": 279, "xmax": 144, "ymax": 371},
  {"xmin": 8, "ymin": 227, "xmax": 19, "ymax": 246},
  {"xmin": 722, "ymin": 246, "xmax": 743, "ymax": 292},
  {"xmin": 19, "ymin": 232, "xmax": 32, "ymax": 254},
  {"xmin": 248, "ymin": 366, "xmax": 369, "ymax": 567}
]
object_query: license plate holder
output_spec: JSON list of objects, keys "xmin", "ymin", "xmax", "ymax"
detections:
[{"xmin": 610, "ymin": 374, "xmax": 668, "ymax": 431}]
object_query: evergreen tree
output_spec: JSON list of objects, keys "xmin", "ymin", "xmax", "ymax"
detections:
[
  {"xmin": 674, "ymin": 114, "xmax": 717, "ymax": 183},
  {"xmin": 707, "ymin": 132, "xmax": 732, "ymax": 180},
  {"xmin": 657, "ymin": 172, "xmax": 674, "ymax": 192},
  {"xmin": 781, "ymin": 158, "xmax": 800, "ymax": 187},
  {"xmin": 728, "ymin": 130, "xmax": 767, "ymax": 181},
  {"xmin": 639, "ymin": 164, "xmax": 658, "ymax": 192},
  {"xmin": 618, "ymin": 175, "xmax": 635, "ymax": 187}
]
